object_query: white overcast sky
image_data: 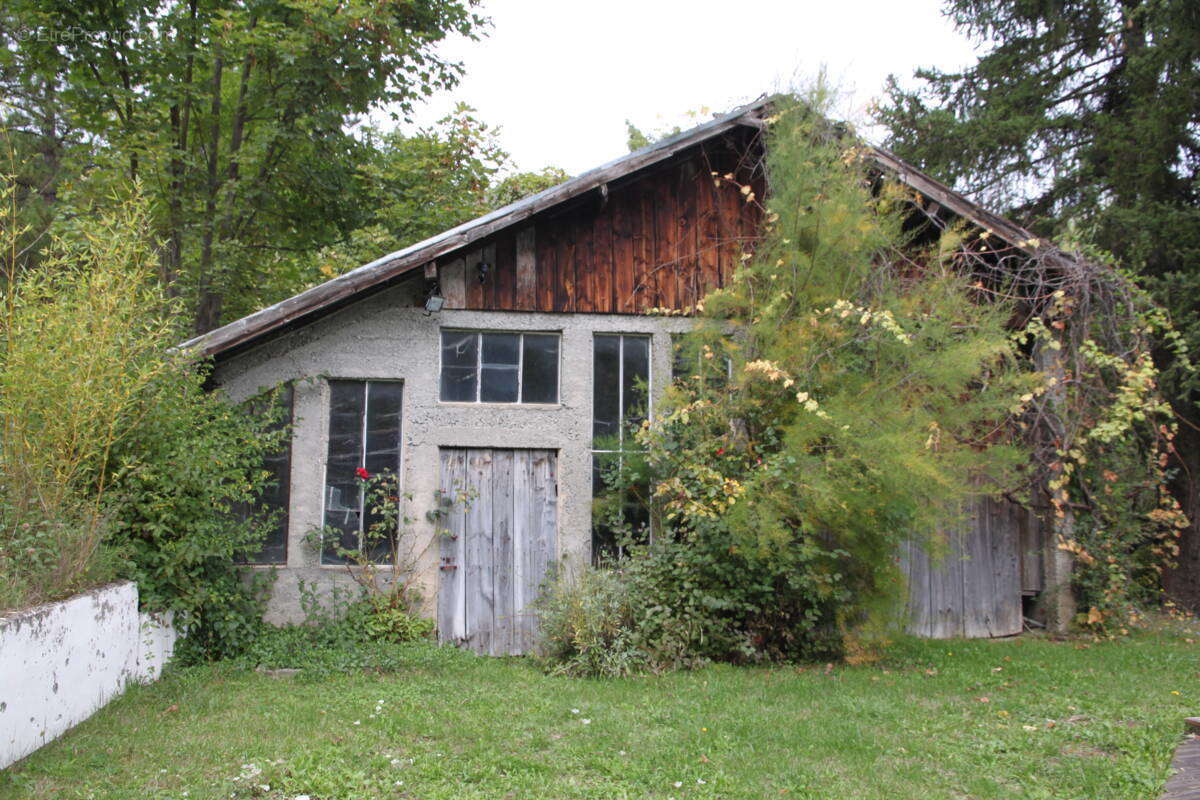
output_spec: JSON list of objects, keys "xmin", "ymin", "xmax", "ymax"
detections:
[{"xmin": 403, "ymin": 0, "xmax": 981, "ymax": 176}]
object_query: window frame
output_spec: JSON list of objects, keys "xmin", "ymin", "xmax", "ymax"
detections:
[
  {"xmin": 591, "ymin": 333, "xmax": 652, "ymax": 455},
  {"xmin": 319, "ymin": 378, "xmax": 404, "ymax": 566},
  {"xmin": 438, "ymin": 328, "xmax": 562, "ymax": 405},
  {"xmin": 590, "ymin": 333, "xmax": 653, "ymax": 563}
]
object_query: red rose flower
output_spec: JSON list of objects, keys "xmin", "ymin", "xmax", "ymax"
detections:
[
  {"xmin": 355, "ymin": 467, "xmax": 370, "ymax": 480},
  {"xmin": 715, "ymin": 447, "xmax": 725, "ymax": 456}
]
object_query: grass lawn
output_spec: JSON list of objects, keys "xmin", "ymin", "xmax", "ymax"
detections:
[{"xmin": 2, "ymin": 622, "xmax": 1197, "ymax": 800}]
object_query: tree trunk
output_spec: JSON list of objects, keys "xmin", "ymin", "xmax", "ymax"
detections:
[
  {"xmin": 162, "ymin": 0, "xmax": 199, "ymax": 295},
  {"xmin": 194, "ymin": 52, "xmax": 224, "ymax": 335}
]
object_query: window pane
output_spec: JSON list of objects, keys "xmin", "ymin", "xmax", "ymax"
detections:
[
  {"xmin": 591, "ymin": 454, "xmax": 620, "ymax": 564},
  {"xmin": 480, "ymin": 333, "xmax": 520, "ymax": 403},
  {"xmin": 440, "ymin": 331, "xmax": 478, "ymax": 401},
  {"xmin": 593, "ymin": 335, "xmax": 621, "ymax": 444},
  {"xmin": 480, "ymin": 365, "xmax": 519, "ymax": 402},
  {"xmin": 326, "ymin": 380, "xmax": 365, "ymax": 487},
  {"xmin": 237, "ymin": 384, "xmax": 293, "ymax": 565},
  {"xmin": 364, "ymin": 381, "xmax": 402, "ymax": 477},
  {"xmin": 363, "ymin": 382, "xmax": 403, "ymax": 562},
  {"xmin": 322, "ymin": 483, "xmax": 361, "ymax": 565},
  {"xmin": 622, "ymin": 336, "xmax": 650, "ymax": 432},
  {"xmin": 481, "ymin": 332, "xmax": 520, "ymax": 366},
  {"xmin": 623, "ymin": 482, "xmax": 652, "ymax": 548},
  {"xmin": 324, "ymin": 380, "xmax": 366, "ymax": 563},
  {"xmin": 254, "ymin": 384, "xmax": 293, "ymax": 564},
  {"xmin": 521, "ymin": 334, "xmax": 559, "ymax": 403}
]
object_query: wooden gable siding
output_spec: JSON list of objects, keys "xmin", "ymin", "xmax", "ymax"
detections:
[{"xmin": 436, "ymin": 138, "xmax": 763, "ymax": 314}]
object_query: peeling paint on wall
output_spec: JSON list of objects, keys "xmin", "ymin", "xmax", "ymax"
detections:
[{"xmin": 0, "ymin": 581, "xmax": 177, "ymax": 769}]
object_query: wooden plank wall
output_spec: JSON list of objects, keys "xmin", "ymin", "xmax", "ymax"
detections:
[
  {"xmin": 437, "ymin": 448, "xmax": 558, "ymax": 655},
  {"xmin": 903, "ymin": 497, "xmax": 1036, "ymax": 639},
  {"xmin": 435, "ymin": 136, "xmax": 763, "ymax": 314}
]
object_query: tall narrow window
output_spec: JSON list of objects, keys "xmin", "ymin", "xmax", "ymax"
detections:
[
  {"xmin": 323, "ymin": 380, "xmax": 403, "ymax": 564},
  {"xmin": 591, "ymin": 334, "xmax": 651, "ymax": 563},
  {"xmin": 235, "ymin": 384, "xmax": 294, "ymax": 565},
  {"xmin": 439, "ymin": 330, "xmax": 560, "ymax": 404}
]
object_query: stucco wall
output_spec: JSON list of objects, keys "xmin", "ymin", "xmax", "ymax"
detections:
[
  {"xmin": 0, "ymin": 581, "xmax": 177, "ymax": 769},
  {"xmin": 213, "ymin": 281, "xmax": 694, "ymax": 624}
]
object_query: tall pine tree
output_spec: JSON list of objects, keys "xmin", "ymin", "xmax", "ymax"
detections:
[{"xmin": 879, "ymin": 0, "xmax": 1200, "ymax": 608}]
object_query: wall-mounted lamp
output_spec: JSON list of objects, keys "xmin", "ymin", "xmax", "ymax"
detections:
[
  {"xmin": 476, "ymin": 261, "xmax": 491, "ymax": 284},
  {"xmin": 423, "ymin": 284, "xmax": 445, "ymax": 316}
]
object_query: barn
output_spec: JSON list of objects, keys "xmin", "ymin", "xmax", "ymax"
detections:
[{"xmin": 183, "ymin": 98, "xmax": 1061, "ymax": 653}]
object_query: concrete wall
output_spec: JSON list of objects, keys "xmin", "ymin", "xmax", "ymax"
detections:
[
  {"xmin": 213, "ymin": 281, "xmax": 693, "ymax": 624},
  {"xmin": 0, "ymin": 581, "xmax": 178, "ymax": 769}
]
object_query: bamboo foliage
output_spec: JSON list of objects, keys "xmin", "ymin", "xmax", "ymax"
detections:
[{"xmin": 0, "ymin": 177, "xmax": 179, "ymax": 608}]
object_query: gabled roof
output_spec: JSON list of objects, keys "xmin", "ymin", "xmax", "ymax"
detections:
[{"xmin": 184, "ymin": 97, "xmax": 1055, "ymax": 361}]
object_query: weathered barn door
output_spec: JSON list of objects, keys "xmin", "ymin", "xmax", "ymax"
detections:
[
  {"xmin": 437, "ymin": 448, "xmax": 557, "ymax": 655},
  {"xmin": 902, "ymin": 497, "xmax": 1035, "ymax": 638}
]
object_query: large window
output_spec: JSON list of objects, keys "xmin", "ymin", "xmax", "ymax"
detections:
[
  {"xmin": 235, "ymin": 384, "xmax": 294, "ymax": 565},
  {"xmin": 440, "ymin": 330, "xmax": 560, "ymax": 404},
  {"xmin": 322, "ymin": 380, "xmax": 403, "ymax": 564},
  {"xmin": 592, "ymin": 334, "xmax": 651, "ymax": 563}
]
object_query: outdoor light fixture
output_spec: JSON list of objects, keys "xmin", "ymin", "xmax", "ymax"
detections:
[
  {"xmin": 476, "ymin": 261, "xmax": 490, "ymax": 284},
  {"xmin": 423, "ymin": 285, "xmax": 445, "ymax": 316}
]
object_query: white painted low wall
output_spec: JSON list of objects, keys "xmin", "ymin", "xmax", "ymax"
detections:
[{"xmin": 0, "ymin": 581, "xmax": 178, "ymax": 769}]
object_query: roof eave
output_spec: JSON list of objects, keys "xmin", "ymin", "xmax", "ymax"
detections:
[{"xmin": 181, "ymin": 99, "xmax": 773, "ymax": 360}]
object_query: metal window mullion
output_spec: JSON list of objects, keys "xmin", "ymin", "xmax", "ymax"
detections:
[
  {"xmin": 517, "ymin": 333, "xmax": 525, "ymax": 403},
  {"xmin": 475, "ymin": 332, "xmax": 483, "ymax": 403}
]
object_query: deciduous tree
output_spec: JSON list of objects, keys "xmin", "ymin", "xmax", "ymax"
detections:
[{"xmin": 0, "ymin": 0, "xmax": 483, "ymax": 331}]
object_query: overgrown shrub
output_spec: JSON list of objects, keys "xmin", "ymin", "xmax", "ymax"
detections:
[
  {"xmin": 542, "ymin": 89, "xmax": 1040, "ymax": 673},
  {"xmin": 104, "ymin": 369, "xmax": 289, "ymax": 661},
  {"xmin": 0, "ymin": 184, "xmax": 178, "ymax": 608},
  {"xmin": 1028, "ymin": 253, "xmax": 1191, "ymax": 633},
  {"xmin": 1068, "ymin": 433, "xmax": 1176, "ymax": 630},
  {"xmin": 536, "ymin": 565, "xmax": 647, "ymax": 677},
  {"xmin": 0, "ymin": 499, "xmax": 118, "ymax": 611},
  {"xmin": 0, "ymin": 185, "xmax": 286, "ymax": 659}
]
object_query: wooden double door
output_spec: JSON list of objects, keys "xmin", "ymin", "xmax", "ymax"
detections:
[{"xmin": 437, "ymin": 448, "xmax": 558, "ymax": 655}]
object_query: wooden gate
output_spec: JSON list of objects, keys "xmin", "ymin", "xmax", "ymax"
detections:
[
  {"xmin": 437, "ymin": 448, "xmax": 558, "ymax": 655},
  {"xmin": 902, "ymin": 497, "xmax": 1041, "ymax": 638}
]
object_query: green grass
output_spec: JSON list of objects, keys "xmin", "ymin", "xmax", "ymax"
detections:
[{"xmin": 2, "ymin": 623, "xmax": 1197, "ymax": 800}]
